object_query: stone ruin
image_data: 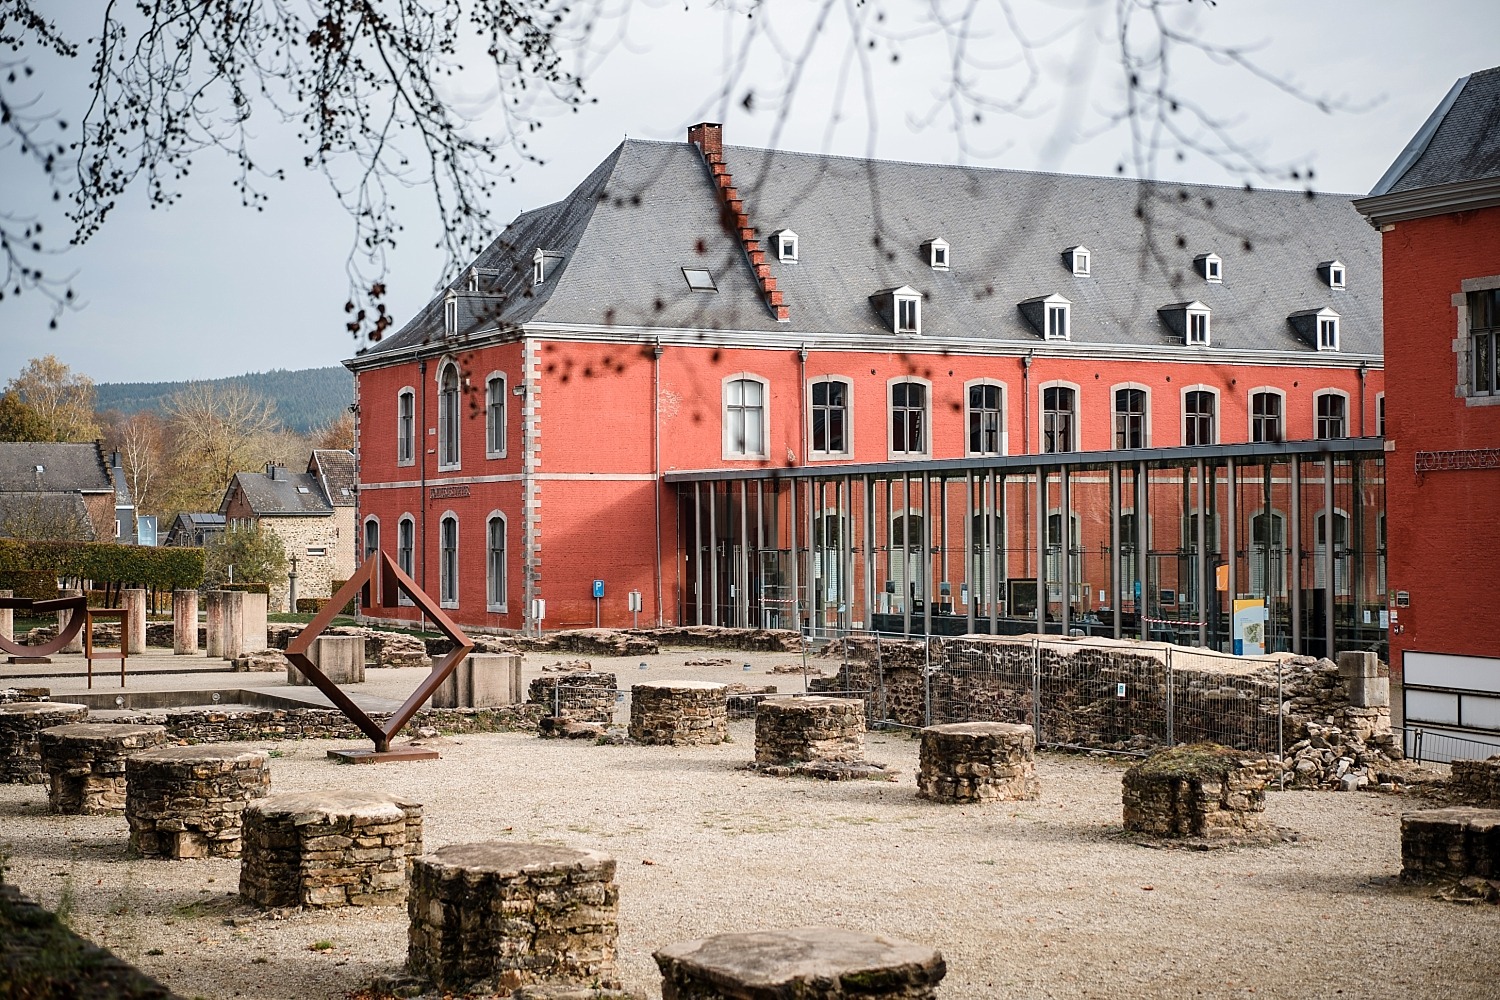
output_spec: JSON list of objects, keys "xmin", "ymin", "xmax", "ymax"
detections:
[
  {"xmin": 406, "ymin": 842, "xmax": 621, "ymax": 995},
  {"xmin": 38, "ymin": 723, "xmax": 166, "ymax": 815},
  {"xmin": 917, "ymin": 722, "xmax": 1038, "ymax": 803},
  {"xmin": 0, "ymin": 702, "xmax": 89, "ymax": 784},
  {"xmin": 745, "ymin": 696, "xmax": 892, "ymax": 781},
  {"xmin": 529, "ymin": 672, "xmax": 618, "ymax": 727},
  {"xmin": 1122, "ymin": 743, "xmax": 1268, "ymax": 843},
  {"xmin": 1449, "ymin": 756, "xmax": 1500, "ymax": 806},
  {"xmin": 628, "ymin": 681, "xmax": 727, "ymax": 746},
  {"xmin": 125, "ymin": 745, "xmax": 270, "ymax": 859},
  {"xmin": 1400, "ymin": 807, "xmax": 1500, "ymax": 903},
  {"xmin": 240, "ymin": 790, "xmax": 423, "ymax": 909}
]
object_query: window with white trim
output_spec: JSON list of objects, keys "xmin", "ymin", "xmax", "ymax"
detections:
[
  {"xmin": 363, "ymin": 517, "xmax": 380, "ymax": 562},
  {"xmin": 966, "ymin": 381, "xmax": 1005, "ymax": 456},
  {"xmin": 809, "ymin": 377, "xmax": 850, "ymax": 458},
  {"xmin": 774, "ymin": 230, "xmax": 798, "ymax": 262},
  {"xmin": 1065, "ymin": 246, "xmax": 1090, "ymax": 276},
  {"xmin": 487, "ymin": 514, "xmax": 507, "ymax": 610},
  {"xmin": 896, "ymin": 293, "xmax": 921, "ymax": 334},
  {"xmin": 1046, "ymin": 301, "xmax": 1070, "ymax": 340},
  {"xmin": 1315, "ymin": 391, "xmax": 1347, "ymax": 439},
  {"xmin": 723, "ymin": 376, "xmax": 767, "ymax": 458},
  {"xmin": 1317, "ymin": 314, "xmax": 1340, "ymax": 351},
  {"xmin": 1250, "ymin": 390, "xmax": 1284, "ymax": 443},
  {"xmin": 1250, "ymin": 511, "xmax": 1287, "ymax": 597},
  {"xmin": 924, "ymin": 238, "xmax": 950, "ymax": 270},
  {"xmin": 439, "ymin": 514, "xmax": 458, "ymax": 607},
  {"xmin": 1187, "ymin": 308, "xmax": 1211, "ymax": 346},
  {"xmin": 1183, "ymin": 389, "xmax": 1216, "ymax": 446},
  {"xmin": 1113, "ymin": 386, "xmax": 1148, "ymax": 449},
  {"xmin": 889, "ymin": 379, "xmax": 929, "ymax": 456},
  {"xmin": 485, "ymin": 374, "xmax": 506, "ymax": 457},
  {"xmin": 1197, "ymin": 252, "xmax": 1223, "ymax": 283},
  {"xmin": 1314, "ymin": 510, "xmax": 1351, "ymax": 596},
  {"xmin": 437, "ymin": 362, "xmax": 461, "ymax": 469},
  {"xmin": 443, "ymin": 296, "xmax": 458, "ymax": 337},
  {"xmin": 1042, "ymin": 385, "xmax": 1076, "ymax": 454},
  {"xmin": 1470, "ymin": 288, "xmax": 1500, "ymax": 396},
  {"xmin": 1329, "ymin": 263, "xmax": 1345, "ymax": 288},
  {"xmin": 1376, "ymin": 392, "xmax": 1386, "ymax": 436},
  {"xmin": 397, "ymin": 516, "xmax": 414, "ymax": 605},
  {"xmin": 397, "ymin": 389, "xmax": 415, "ymax": 465}
]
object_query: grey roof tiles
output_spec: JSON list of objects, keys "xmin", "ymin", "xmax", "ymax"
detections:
[
  {"xmin": 1372, "ymin": 66, "xmax": 1500, "ymax": 195},
  {"xmin": 0, "ymin": 442, "xmax": 112, "ymax": 494}
]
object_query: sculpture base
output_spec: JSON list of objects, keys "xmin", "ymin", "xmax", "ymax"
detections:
[{"xmin": 327, "ymin": 747, "xmax": 441, "ymax": 765}]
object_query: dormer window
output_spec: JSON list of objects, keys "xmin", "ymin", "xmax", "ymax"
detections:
[
  {"xmin": 1158, "ymin": 300, "xmax": 1210, "ymax": 346},
  {"xmin": 773, "ymin": 230, "xmax": 799, "ymax": 262},
  {"xmin": 1319, "ymin": 260, "xmax": 1347, "ymax": 289},
  {"xmin": 533, "ymin": 248, "xmax": 546, "ymax": 286},
  {"xmin": 1063, "ymin": 246, "xmax": 1091, "ymax": 276},
  {"xmin": 1018, "ymin": 293, "xmax": 1071, "ymax": 341},
  {"xmin": 1287, "ymin": 306, "xmax": 1341, "ymax": 352},
  {"xmin": 870, "ymin": 286, "xmax": 923, "ymax": 334},
  {"xmin": 922, "ymin": 238, "xmax": 950, "ymax": 271},
  {"xmin": 1194, "ymin": 252, "xmax": 1223, "ymax": 283},
  {"xmin": 897, "ymin": 294, "xmax": 920, "ymax": 333},
  {"xmin": 466, "ymin": 267, "xmax": 499, "ymax": 293},
  {"xmin": 443, "ymin": 295, "xmax": 458, "ymax": 337}
]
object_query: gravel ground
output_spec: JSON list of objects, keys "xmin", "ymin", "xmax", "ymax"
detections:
[{"xmin": 4, "ymin": 716, "xmax": 1499, "ymax": 1000}]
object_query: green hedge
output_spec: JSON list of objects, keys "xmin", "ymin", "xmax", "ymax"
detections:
[
  {"xmin": 0, "ymin": 539, "xmax": 204, "ymax": 590},
  {"xmin": 223, "ymin": 582, "xmax": 271, "ymax": 595}
]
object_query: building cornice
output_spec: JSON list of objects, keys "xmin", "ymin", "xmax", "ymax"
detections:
[{"xmin": 1353, "ymin": 176, "xmax": 1500, "ymax": 228}]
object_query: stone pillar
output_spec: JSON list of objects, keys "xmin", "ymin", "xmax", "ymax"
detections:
[
  {"xmin": 629, "ymin": 681, "xmax": 727, "ymax": 745},
  {"xmin": 241, "ymin": 591, "xmax": 268, "ymax": 653},
  {"xmin": 58, "ymin": 588, "xmax": 84, "ymax": 653},
  {"xmin": 125, "ymin": 745, "xmax": 270, "ymax": 858},
  {"xmin": 220, "ymin": 590, "xmax": 246, "ymax": 661},
  {"xmin": 240, "ymin": 791, "xmax": 422, "ymax": 908},
  {"xmin": 1401, "ymin": 807, "xmax": 1500, "ymax": 888},
  {"xmin": 1122, "ymin": 744, "xmax": 1267, "ymax": 841},
  {"xmin": 205, "ymin": 591, "xmax": 225, "ymax": 659},
  {"xmin": 173, "ymin": 590, "xmax": 199, "ymax": 655},
  {"xmin": 470, "ymin": 653, "xmax": 524, "ymax": 707},
  {"xmin": 917, "ymin": 722, "xmax": 1040, "ymax": 803},
  {"xmin": 38, "ymin": 723, "xmax": 166, "ymax": 814},
  {"xmin": 754, "ymin": 696, "xmax": 866, "ymax": 766},
  {"xmin": 654, "ymin": 928, "xmax": 947, "ymax": 1000},
  {"xmin": 0, "ymin": 589, "xmax": 12, "ymax": 643},
  {"xmin": 528, "ymin": 672, "xmax": 618, "ymax": 723},
  {"xmin": 407, "ymin": 842, "xmax": 620, "ymax": 994},
  {"xmin": 1338, "ymin": 650, "xmax": 1389, "ymax": 708},
  {"xmin": 122, "ymin": 588, "xmax": 148, "ymax": 655},
  {"xmin": 0, "ymin": 702, "xmax": 89, "ymax": 784},
  {"xmin": 288, "ymin": 636, "xmax": 366, "ymax": 685}
]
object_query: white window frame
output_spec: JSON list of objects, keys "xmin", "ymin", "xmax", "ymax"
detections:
[
  {"xmin": 1198, "ymin": 252, "xmax": 1223, "ymax": 283},
  {"xmin": 532, "ymin": 248, "xmax": 546, "ymax": 286},
  {"xmin": 486, "ymin": 511, "xmax": 508, "ymax": 613},
  {"xmin": 1329, "ymin": 262, "xmax": 1346, "ymax": 289},
  {"xmin": 1110, "ymin": 382, "xmax": 1152, "ymax": 450},
  {"xmin": 1458, "ymin": 276, "xmax": 1500, "ymax": 404},
  {"xmin": 1180, "ymin": 385, "xmax": 1219, "ymax": 447},
  {"xmin": 887, "ymin": 376, "xmax": 932, "ymax": 459},
  {"xmin": 437, "ymin": 361, "xmax": 462, "ymax": 471},
  {"xmin": 925, "ymin": 238, "xmax": 950, "ymax": 270},
  {"xmin": 1066, "ymin": 246, "xmax": 1091, "ymax": 276},
  {"xmin": 1317, "ymin": 312, "xmax": 1341, "ymax": 352},
  {"xmin": 485, "ymin": 372, "xmax": 507, "ymax": 458},
  {"xmin": 895, "ymin": 292, "xmax": 922, "ymax": 334},
  {"xmin": 1249, "ymin": 509, "xmax": 1287, "ymax": 598},
  {"xmin": 1313, "ymin": 389, "xmax": 1350, "ymax": 440},
  {"xmin": 363, "ymin": 515, "xmax": 380, "ymax": 562},
  {"xmin": 722, "ymin": 373, "xmax": 770, "ymax": 461},
  {"xmin": 1248, "ymin": 387, "xmax": 1286, "ymax": 444},
  {"xmin": 774, "ymin": 230, "xmax": 798, "ymax": 263},
  {"xmin": 963, "ymin": 379, "xmax": 1008, "ymax": 457},
  {"xmin": 396, "ymin": 387, "xmax": 416, "ymax": 467},
  {"xmin": 807, "ymin": 375, "xmax": 853, "ymax": 460},
  {"xmin": 1186, "ymin": 306, "xmax": 1211, "ymax": 346},
  {"xmin": 1313, "ymin": 508, "xmax": 1352, "ymax": 597},
  {"xmin": 1375, "ymin": 392, "xmax": 1386, "ymax": 437},
  {"xmin": 396, "ymin": 514, "xmax": 415, "ymax": 606},
  {"xmin": 1038, "ymin": 380, "xmax": 1081, "ymax": 454},
  {"xmin": 439, "ymin": 512, "xmax": 459, "ymax": 609},
  {"xmin": 443, "ymin": 295, "xmax": 458, "ymax": 337},
  {"xmin": 1046, "ymin": 300, "xmax": 1070, "ymax": 341}
]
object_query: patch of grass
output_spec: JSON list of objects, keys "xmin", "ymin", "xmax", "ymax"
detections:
[
  {"xmin": 145, "ymin": 948, "xmax": 164, "ymax": 956},
  {"xmin": 310, "ymin": 940, "xmax": 335, "ymax": 952}
]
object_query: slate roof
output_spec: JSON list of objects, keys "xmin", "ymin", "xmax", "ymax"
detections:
[
  {"xmin": 0, "ymin": 492, "xmax": 98, "ymax": 541},
  {"xmin": 223, "ymin": 468, "xmax": 334, "ymax": 517},
  {"xmin": 1370, "ymin": 66, "xmax": 1500, "ymax": 195},
  {"xmin": 309, "ymin": 449, "xmax": 356, "ymax": 506},
  {"xmin": 0, "ymin": 442, "xmax": 112, "ymax": 494},
  {"xmin": 354, "ymin": 136, "xmax": 1381, "ymax": 363}
]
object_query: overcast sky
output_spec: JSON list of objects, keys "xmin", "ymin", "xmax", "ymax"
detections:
[{"xmin": 2, "ymin": 0, "xmax": 1497, "ymax": 386}]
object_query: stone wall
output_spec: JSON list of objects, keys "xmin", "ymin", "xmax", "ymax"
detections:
[
  {"xmin": 528, "ymin": 673, "xmax": 618, "ymax": 724},
  {"xmin": 125, "ymin": 746, "xmax": 270, "ymax": 858},
  {"xmin": 1122, "ymin": 744, "xmax": 1267, "ymax": 840},
  {"xmin": 628, "ymin": 682, "xmax": 727, "ymax": 746},
  {"xmin": 626, "ymin": 626, "xmax": 804, "ymax": 652},
  {"xmin": 90, "ymin": 705, "xmax": 542, "ymax": 744},
  {"xmin": 1401, "ymin": 807, "xmax": 1500, "ymax": 901},
  {"xmin": 266, "ymin": 623, "xmax": 429, "ymax": 668},
  {"xmin": 1450, "ymin": 757, "xmax": 1500, "ymax": 806}
]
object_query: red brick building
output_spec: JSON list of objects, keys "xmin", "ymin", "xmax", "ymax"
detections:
[
  {"xmin": 348, "ymin": 124, "xmax": 1384, "ymax": 642},
  {"xmin": 1355, "ymin": 66, "xmax": 1500, "ymax": 751}
]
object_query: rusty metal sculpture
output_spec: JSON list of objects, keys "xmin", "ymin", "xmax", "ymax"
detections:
[
  {"xmin": 0, "ymin": 593, "xmax": 88, "ymax": 657},
  {"xmin": 285, "ymin": 550, "xmax": 473, "ymax": 758}
]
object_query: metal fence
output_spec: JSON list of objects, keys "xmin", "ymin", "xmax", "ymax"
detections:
[
  {"xmin": 812, "ymin": 630, "xmax": 1285, "ymax": 760},
  {"xmin": 1399, "ymin": 725, "xmax": 1500, "ymax": 765}
]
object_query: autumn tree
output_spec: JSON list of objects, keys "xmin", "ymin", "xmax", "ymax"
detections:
[
  {"xmin": 203, "ymin": 522, "xmax": 287, "ymax": 590},
  {"xmin": 4, "ymin": 355, "xmax": 99, "ymax": 442},
  {"xmin": 0, "ymin": 391, "xmax": 46, "ymax": 441},
  {"xmin": 313, "ymin": 411, "xmax": 356, "ymax": 451},
  {"xmin": 161, "ymin": 382, "xmax": 280, "ymax": 515},
  {"xmin": 112, "ymin": 410, "xmax": 166, "ymax": 519}
]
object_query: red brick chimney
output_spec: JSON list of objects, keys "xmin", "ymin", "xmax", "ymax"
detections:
[{"xmin": 687, "ymin": 123, "xmax": 788, "ymax": 323}]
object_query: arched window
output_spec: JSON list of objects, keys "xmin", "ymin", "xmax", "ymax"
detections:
[
  {"xmin": 1040, "ymin": 382, "xmax": 1078, "ymax": 454},
  {"xmin": 1314, "ymin": 390, "xmax": 1348, "ymax": 440},
  {"xmin": 1112, "ymin": 385, "xmax": 1149, "ymax": 449},
  {"xmin": 397, "ymin": 515, "xmax": 415, "ymax": 606},
  {"xmin": 888, "ymin": 378, "xmax": 931, "ymax": 457},
  {"xmin": 396, "ymin": 388, "xmax": 415, "ymax": 465},
  {"xmin": 723, "ymin": 375, "xmax": 768, "ymax": 459},
  {"xmin": 363, "ymin": 517, "xmax": 380, "ymax": 562},
  {"xmin": 486, "ymin": 514, "xmax": 507, "ymax": 611},
  {"xmin": 1314, "ymin": 510, "xmax": 1350, "ymax": 595},
  {"xmin": 808, "ymin": 377, "xmax": 851, "ymax": 458},
  {"xmin": 439, "ymin": 513, "xmax": 458, "ymax": 607},
  {"xmin": 1249, "ymin": 511, "xmax": 1286, "ymax": 597},
  {"xmin": 1249, "ymin": 389, "xmax": 1284, "ymax": 443},
  {"xmin": 1182, "ymin": 387, "xmax": 1217, "ymax": 446},
  {"xmin": 485, "ymin": 374, "xmax": 507, "ymax": 457},
  {"xmin": 438, "ymin": 363, "xmax": 461, "ymax": 468},
  {"xmin": 965, "ymin": 380, "xmax": 1006, "ymax": 456},
  {"xmin": 887, "ymin": 513, "xmax": 925, "ymax": 611}
]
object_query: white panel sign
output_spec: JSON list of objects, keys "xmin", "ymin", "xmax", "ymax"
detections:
[
  {"xmin": 1461, "ymin": 695, "xmax": 1500, "ymax": 731},
  {"xmin": 1403, "ymin": 651, "xmax": 1500, "ymax": 695},
  {"xmin": 1405, "ymin": 689, "xmax": 1459, "ymax": 726}
]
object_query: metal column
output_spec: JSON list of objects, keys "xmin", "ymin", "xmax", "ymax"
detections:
[
  {"xmin": 964, "ymin": 471, "xmax": 976, "ymax": 635},
  {"xmin": 1226, "ymin": 457, "xmax": 1237, "ymax": 643},
  {"xmin": 788, "ymin": 479, "xmax": 800, "ymax": 635},
  {"xmin": 1059, "ymin": 466, "xmax": 1071, "ymax": 636},
  {"xmin": 1110, "ymin": 462, "xmax": 1122, "ymax": 639},
  {"xmin": 1290, "ymin": 455, "xmax": 1302, "ymax": 654},
  {"xmin": 922, "ymin": 472, "xmax": 933, "ymax": 639},
  {"xmin": 708, "ymin": 484, "xmax": 719, "ymax": 627},
  {"xmin": 693, "ymin": 482, "xmax": 704, "ymax": 625},
  {"xmin": 1136, "ymin": 461, "xmax": 1149, "ymax": 641},
  {"xmin": 1324, "ymin": 455, "xmax": 1337, "ymax": 660},
  {"xmin": 1035, "ymin": 466, "xmax": 1047, "ymax": 634},
  {"xmin": 1196, "ymin": 458, "xmax": 1208, "ymax": 648}
]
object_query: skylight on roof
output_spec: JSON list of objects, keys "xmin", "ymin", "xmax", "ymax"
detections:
[
  {"xmin": 683, "ymin": 268, "xmax": 716, "ymax": 291},
  {"xmin": 296, "ymin": 486, "xmax": 311, "ymax": 494}
]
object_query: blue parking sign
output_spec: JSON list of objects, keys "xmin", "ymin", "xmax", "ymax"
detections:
[{"xmin": 592, "ymin": 579, "xmax": 605, "ymax": 598}]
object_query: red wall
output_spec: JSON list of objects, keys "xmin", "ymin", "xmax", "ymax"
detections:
[{"xmin": 1381, "ymin": 205, "xmax": 1500, "ymax": 666}]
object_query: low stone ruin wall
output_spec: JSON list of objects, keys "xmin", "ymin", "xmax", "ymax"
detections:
[
  {"xmin": 1450, "ymin": 757, "xmax": 1500, "ymax": 806},
  {"xmin": 92, "ymin": 705, "xmax": 542, "ymax": 744},
  {"xmin": 625, "ymin": 626, "xmax": 804, "ymax": 652},
  {"xmin": 266, "ymin": 623, "xmax": 429, "ymax": 668},
  {"xmin": 1122, "ymin": 744, "xmax": 1267, "ymax": 841},
  {"xmin": 528, "ymin": 673, "xmax": 618, "ymax": 724}
]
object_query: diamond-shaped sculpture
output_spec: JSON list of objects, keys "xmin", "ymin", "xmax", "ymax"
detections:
[
  {"xmin": 285, "ymin": 551, "xmax": 473, "ymax": 753},
  {"xmin": 0, "ymin": 594, "xmax": 87, "ymax": 657}
]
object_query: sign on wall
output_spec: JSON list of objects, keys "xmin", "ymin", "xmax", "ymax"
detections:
[{"xmin": 1232, "ymin": 598, "xmax": 1267, "ymax": 656}]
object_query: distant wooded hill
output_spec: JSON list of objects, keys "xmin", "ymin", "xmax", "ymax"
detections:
[{"xmin": 94, "ymin": 366, "xmax": 354, "ymax": 434}]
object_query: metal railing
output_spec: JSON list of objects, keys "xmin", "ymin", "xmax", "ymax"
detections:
[{"xmin": 1399, "ymin": 725, "xmax": 1500, "ymax": 765}]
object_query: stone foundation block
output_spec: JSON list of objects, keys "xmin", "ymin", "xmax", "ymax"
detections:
[
  {"xmin": 433, "ymin": 654, "xmax": 523, "ymax": 708},
  {"xmin": 240, "ymin": 790, "xmax": 422, "ymax": 908},
  {"xmin": 654, "ymin": 927, "xmax": 946, "ymax": 999},
  {"xmin": 1122, "ymin": 743, "xmax": 1266, "ymax": 840},
  {"xmin": 288, "ymin": 635, "xmax": 366, "ymax": 685},
  {"xmin": 38, "ymin": 723, "xmax": 166, "ymax": 814},
  {"xmin": 918, "ymin": 722, "xmax": 1039, "ymax": 803},
  {"xmin": 1450, "ymin": 756, "xmax": 1500, "ymax": 806},
  {"xmin": 125, "ymin": 745, "xmax": 270, "ymax": 858},
  {"xmin": 629, "ymin": 681, "xmax": 727, "ymax": 746},
  {"xmin": 1401, "ymin": 807, "xmax": 1500, "ymax": 881},
  {"xmin": 754, "ymin": 696, "xmax": 865, "ymax": 766},
  {"xmin": 0, "ymin": 702, "xmax": 89, "ymax": 784},
  {"xmin": 407, "ymin": 842, "xmax": 620, "ymax": 994},
  {"xmin": 529, "ymin": 672, "xmax": 618, "ymax": 724}
]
